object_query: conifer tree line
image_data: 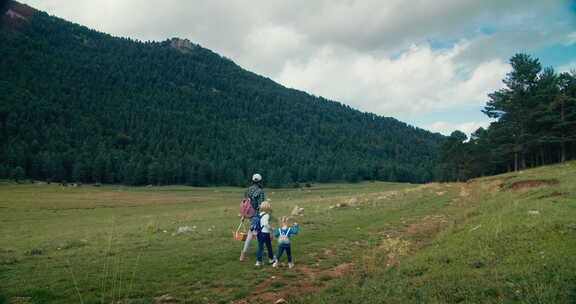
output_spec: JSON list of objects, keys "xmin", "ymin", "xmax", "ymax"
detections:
[
  {"xmin": 437, "ymin": 54, "xmax": 576, "ymax": 181},
  {"xmin": 0, "ymin": 8, "xmax": 443, "ymax": 187}
]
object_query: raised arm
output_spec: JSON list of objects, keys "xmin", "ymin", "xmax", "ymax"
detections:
[{"xmin": 290, "ymin": 224, "xmax": 300, "ymax": 235}]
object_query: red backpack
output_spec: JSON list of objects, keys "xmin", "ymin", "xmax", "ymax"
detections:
[{"xmin": 240, "ymin": 196, "xmax": 255, "ymax": 218}]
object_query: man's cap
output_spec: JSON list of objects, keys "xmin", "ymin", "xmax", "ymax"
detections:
[{"xmin": 252, "ymin": 173, "xmax": 262, "ymax": 182}]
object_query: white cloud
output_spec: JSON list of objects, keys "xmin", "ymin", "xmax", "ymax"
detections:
[
  {"xmin": 277, "ymin": 40, "xmax": 509, "ymax": 118},
  {"xmin": 24, "ymin": 0, "xmax": 573, "ymax": 69},
  {"xmin": 428, "ymin": 120, "xmax": 493, "ymax": 137},
  {"xmin": 242, "ymin": 25, "xmax": 309, "ymax": 76}
]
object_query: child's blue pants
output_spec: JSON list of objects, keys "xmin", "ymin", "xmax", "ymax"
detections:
[
  {"xmin": 257, "ymin": 232, "xmax": 274, "ymax": 262},
  {"xmin": 276, "ymin": 246, "xmax": 292, "ymax": 262}
]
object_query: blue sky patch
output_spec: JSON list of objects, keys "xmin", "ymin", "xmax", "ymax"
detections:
[{"xmin": 533, "ymin": 43, "xmax": 576, "ymax": 69}]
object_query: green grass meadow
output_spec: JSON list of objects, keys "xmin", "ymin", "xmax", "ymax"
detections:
[
  {"xmin": 0, "ymin": 180, "xmax": 439, "ymax": 303},
  {"xmin": 296, "ymin": 161, "xmax": 576, "ymax": 304},
  {"xmin": 1, "ymin": 161, "xmax": 575, "ymax": 303}
]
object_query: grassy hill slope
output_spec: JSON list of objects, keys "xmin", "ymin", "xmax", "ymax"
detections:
[{"xmin": 298, "ymin": 161, "xmax": 576, "ymax": 303}]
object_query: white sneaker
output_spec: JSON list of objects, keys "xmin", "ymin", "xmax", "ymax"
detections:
[
  {"xmin": 272, "ymin": 260, "xmax": 278, "ymax": 268},
  {"xmin": 269, "ymin": 258, "xmax": 275, "ymax": 264},
  {"xmin": 288, "ymin": 263, "xmax": 294, "ymax": 269},
  {"xmin": 255, "ymin": 261, "xmax": 263, "ymax": 267}
]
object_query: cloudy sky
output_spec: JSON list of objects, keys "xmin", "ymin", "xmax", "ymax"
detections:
[{"xmin": 21, "ymin": 0, "xmax": 576, "ymax": 136}]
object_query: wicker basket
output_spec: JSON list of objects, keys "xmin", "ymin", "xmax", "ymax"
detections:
[
  {"xmin": 233, "ymin": 221, "xmax": 247, "ymax": 241},
  {"xmin": 233, "ymin": 231, "xmax": 247, "ymax": 241}
]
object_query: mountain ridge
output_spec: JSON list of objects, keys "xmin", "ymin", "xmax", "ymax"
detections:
[{"xmin": 0, "ymin": 0, "xmax": 444, "ymax": 186}]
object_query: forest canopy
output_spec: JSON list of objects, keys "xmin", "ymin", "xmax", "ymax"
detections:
[{"xmin": 0, "ymin": 7, "xmax": 444, "ymax": 187}]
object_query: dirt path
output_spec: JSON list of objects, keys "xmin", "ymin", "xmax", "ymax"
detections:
[
  {"xmin": 233, "ymin": 211, "xmax": 455, "ymax": 304},
  {"xmin": 233, "ymin": 261, "xmax": 351, "ymax": 304}
]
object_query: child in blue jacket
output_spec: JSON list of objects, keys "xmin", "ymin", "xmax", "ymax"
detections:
[{"xmin": 273, "ymin": 216, "xmax": 300, "ymax": 269}]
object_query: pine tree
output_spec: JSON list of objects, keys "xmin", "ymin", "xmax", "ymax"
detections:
[
  {"xmin": 551, "ymin": 72, "xmax": 576, "ymax": 162},
  {"xmin": 483, "ymin": 54, "xmax": 542, "ymax": 171}
]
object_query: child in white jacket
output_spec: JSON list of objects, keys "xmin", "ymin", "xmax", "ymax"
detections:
[{"xmin": 255, "ymin": 201, "xmax": 274, "ymax": 266}]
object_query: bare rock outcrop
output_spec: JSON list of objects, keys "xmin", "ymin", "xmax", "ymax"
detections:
[
  {"xmin": 1, "ymin": 1, "xmax": 36, "ymax": 30},
  {"xmin": 170, "ymin": 38, "xmax": 196, "ymax": 53}
]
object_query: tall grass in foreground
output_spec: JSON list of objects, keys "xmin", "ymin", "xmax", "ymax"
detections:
[{"xmin": 296, "ymin": 161, "xmax": 576, "ymax": 303}]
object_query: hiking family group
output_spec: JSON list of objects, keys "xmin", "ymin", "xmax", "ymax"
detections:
[{"xmin": 238, "ymin": 173, "xmax": 300, "ymax": 269}]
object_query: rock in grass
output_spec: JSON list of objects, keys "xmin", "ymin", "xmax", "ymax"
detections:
[
  {"xmin": 155, "ymin": 294, "xmax": 176, "ymax": 303},
  {"xmin": 291, "ymin": 206, "xmax": 304, "ymax": 216},
  {"xmin": 348, "ymin": 197, "xmax": 359, "ymax": 206},
  {"xmin": 178, "ymin": 226, "xmax": 193, "ymax": 233},
  {"xmin": 330, "ymin": 202, "xmax": 348, "ymax": 209}
]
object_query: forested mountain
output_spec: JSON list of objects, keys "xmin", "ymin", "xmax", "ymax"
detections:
[
  {"xmin": 0, "ymin": 1, "xmax": 444, "ymax": 187},
  {"xmin": 437, "ymin": 54, "xmax": 576, "ymax": 181}
]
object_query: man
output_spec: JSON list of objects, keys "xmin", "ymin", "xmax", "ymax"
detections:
[{"xmin": 239, "ymin": 173, "xmax": 265, "ymax": 261}]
